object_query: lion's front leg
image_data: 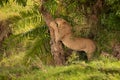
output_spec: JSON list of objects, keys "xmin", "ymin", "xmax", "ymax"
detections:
[{"xmin": 50, "ymin": 21, "xmax": 61, "ymax": 42}]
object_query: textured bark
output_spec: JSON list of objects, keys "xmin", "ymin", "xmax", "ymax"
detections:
[
  {"xmin": 0, "ymin": 20, "xmax": 11, "ymax": 48},
  {"xmin": 87, "ymin": 0, "xmax": 103, "ymax": 38},
  {"xmin": 0, "ymin": 20, "xmax": 11, "ymax": 57},
  {"xmin": 90, "ymin": 0, "xmax": 103, "ymax": 24},
  {"xmin": 39, "ymin": 5, "xmax": 65, "ymax": 65}
]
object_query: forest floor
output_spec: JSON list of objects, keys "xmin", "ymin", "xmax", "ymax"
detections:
[{"xmin": 0, "ymin": 53, "xmax": 120, "ymax": 80}]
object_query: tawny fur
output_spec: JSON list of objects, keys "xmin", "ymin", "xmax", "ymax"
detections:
[{"xmin": 50, "ymin": 18, "xmax": 96, "ymax": 60}]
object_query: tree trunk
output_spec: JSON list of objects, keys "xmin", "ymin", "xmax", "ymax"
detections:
[
  {"xmin": 87, "ymin": 0, "xmax": 103, "ymax": 38},
  {"xmin": 39, "ymin": 5, "xmax": 65, "ymax": 65},
  {"xmin": 0, "ymin": 20, "xmax": 11, "ymax": 50}
]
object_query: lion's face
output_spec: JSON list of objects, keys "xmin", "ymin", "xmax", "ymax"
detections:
[
  {"xmin": 55, "ymin": 18, "xmax": 66, "ymax": 27},
  {"xmin": 55, "ymin": 18, "xmax": 69, "ymax": 30},
  {"xmin": 55, "ymin": 18, "xmax": 71, "ymax": 32}
]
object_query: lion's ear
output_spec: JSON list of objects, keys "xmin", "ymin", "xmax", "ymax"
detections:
[
  {"xmin": 55, "ymin": 22, "xmax": 58, "ymax": 27},
  {"xmin": 63, "ymin": 21, "xmax": 66, "ymax": 24}
]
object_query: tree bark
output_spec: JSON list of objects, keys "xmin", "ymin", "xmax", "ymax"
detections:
[
  {"xmin": 87, "ymin": 0, "xmax": 103, "ymax": 38},
  {"xmin": 39, "ymin": 5, "xmax": 65, "ymax": 65},
  {"xmin": 0, "ymin": 20, "xmax": 12, "ymax": 57}
]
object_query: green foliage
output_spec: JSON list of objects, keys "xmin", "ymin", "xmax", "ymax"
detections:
[
  {"xmin": 102, "ymin": 0, "xmax": 120, "ymax": 30},
  {"xmin": 0, "ymin": 0, "xmax": 28, "ymax": 7},
  {"xmin": 0, "ymin": 56, "xmax": 120, "ymax": 80},
  {"xmin": 0, "ymin": 0, "xmax": 52, "ymax": 65},
  {"xmin": 66, "ymin": 51, "xmax": 79, "ymax": 64},
  {"xmin": 15, "ymin": 0, "xmax": 27, "ymax": 6},
  {"xmin": 0, "ymin": 0, "xmax": 9, "ymax": 7}
]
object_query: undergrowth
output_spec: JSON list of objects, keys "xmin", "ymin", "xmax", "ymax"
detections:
[{"xmin": 0, "ymin": 53, "xmax": 120, "ymax": 80}]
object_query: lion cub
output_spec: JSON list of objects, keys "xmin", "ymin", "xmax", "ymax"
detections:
[{"xmin": 50, "ymin": 18, "xmax": 96, "ymax": 60}]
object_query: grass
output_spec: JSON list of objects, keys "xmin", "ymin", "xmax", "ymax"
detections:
[
  {"xmin": 17, "ymin": 60, "xmax": 120, "ymax": 80},
  {"xmin": 0, "ymin": 53, "xmax": 120, "ymax": 80}
]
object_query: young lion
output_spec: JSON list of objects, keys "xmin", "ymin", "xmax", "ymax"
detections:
[{"xmin": 50, "ymin": 18, "xmax": 96, "ymax": 60}]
